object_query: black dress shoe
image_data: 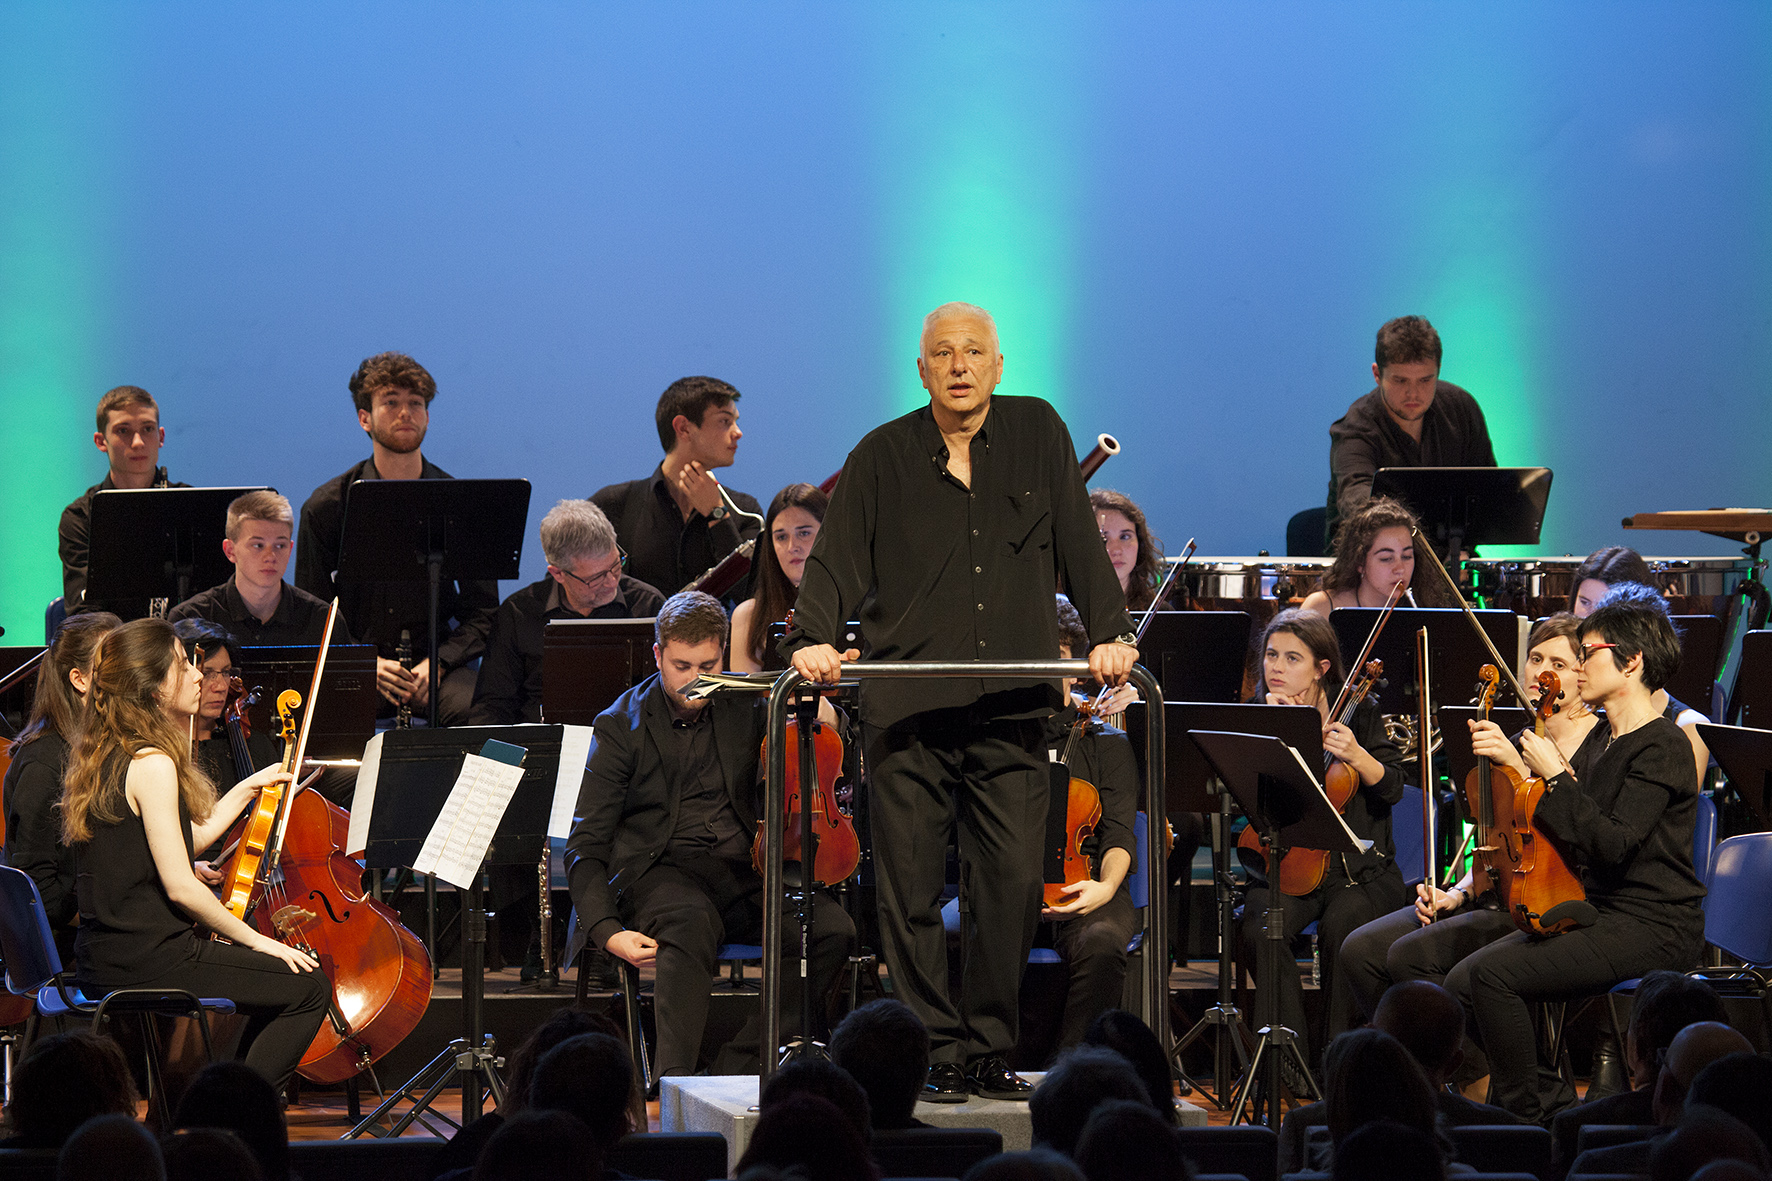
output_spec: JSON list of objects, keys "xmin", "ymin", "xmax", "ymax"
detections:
[
  {"xmin": 922, "ymin": 1062, "xmax": 968, "ymax": 1104},
  {"xmin": 966, "ymin": 1055, "xmax": 1034, "ymax": 1100}
]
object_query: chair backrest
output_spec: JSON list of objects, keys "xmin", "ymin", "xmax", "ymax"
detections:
[
  {"xmin": 44, "ymin": 598, "xmax": 66, "ymax": 646},
  {"xmin": 1574, "ymin": 1125, "xmax": 1657, "ymax": 1156},
  {"xmin": 0, "ymin": 865, "xmax": 65, "ymax": 996},
  {"xmin": 871, "ymin": 1127, "xmax": 1003, "ymax": 1179},
  {"xmin": 1175, "ymin": 1125, "xmax": 1279, "ymax": 1181},
  {"xmin": 288, "ymin": 1137, "xmax": 445, "ymax": 1181},
  {"xmin": 0, "ymin": 1148, "xmax": 58, "ymax": 1181},
  {"xmin": 1692, "ymin": 792, "xmax": 1718, "ymax": 887},
  {"xmin": 1286, "ymin": 507, "xmax": 1329, "ymax": 558},
  {"xmin": 1392, "ymin": 785, "xmax": 1426, "ymax": 887},
  {"xmin": 1702, "ymin": 831, "xmax": 1772, "ymax": 966},
  {"xmin": 1446, "ymin": 1123, "xmax": 1553, "ymax": 1181},
  {"xmin": 607, "ymin": 1132, "xmax": 730, "ymax": 1181}
]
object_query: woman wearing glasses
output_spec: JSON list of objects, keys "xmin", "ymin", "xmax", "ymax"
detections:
[
  {"xmin": 467, "ymin": 499, "xmax": 665, "ymax": 726},
  {"xmin": 731, "ymin": 483, "xmax": 829, "ymax": 673}
]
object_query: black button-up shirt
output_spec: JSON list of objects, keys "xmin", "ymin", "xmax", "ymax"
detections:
[
  {"xmin": 467, "ymin": 574, "xmax": 666, "ymax": 725},
  {"xmin": 59, "ymin": 467, "xmax": 190, "ymax": 617},
  {"xmin": 168, "ymin": 577, "xmax": 356, "ymax": 647},
  {"xmin": 590, "ymin": 465, "xmax": 762, "ymax": 599},
  {"xmin": 1326, "ymin": 381, "xmax": 1496, "ymax": 543},
  {"xmin": 665, "ymin": 707, "xmax": 749, "ymax": 859},
  {"xmin": 294, "ymin": 456, "xmax": 498, "ymax": 671},
  {"xmin": 785, "ymin": 396, "xmax": 1132, "ymax": 730}
]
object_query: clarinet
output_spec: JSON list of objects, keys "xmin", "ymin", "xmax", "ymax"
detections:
[
  {"xmin": 537, "ymin": 843, "xmax": 557, "ymax": 988},
  {"xmin": 396, "ymin": 629, "xmax": 413, "ymax": 728}
]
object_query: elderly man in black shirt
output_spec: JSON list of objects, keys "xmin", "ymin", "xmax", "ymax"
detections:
[
  {"xmin": 469, "ymin": 499, "xmax": 664, "ymax": 726},
  {"xmin": 1325, "ymin": 315, "xmax": 1496, "ymax": 546},
  {"xmin": 564, "ymin": 593, "xmax": 852, "ymax": 1081},
  {"xmin": 591, "ymin": 376, "xmax": 762, "ymax": 601},
  {"xmin": 787, "ymin": 302, "xmax": 1136, "ymax": 1101}
]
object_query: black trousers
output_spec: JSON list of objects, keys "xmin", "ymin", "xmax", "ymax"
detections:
[
  {"xmin": 619, "ymin": 852, "xmax": 853, "ymax": 1077},
  {"xmin": 1447, "ymin": 904, "xmax": 1704, "ymax": 1124},
  {"xmin": 866, "ymin": 712, "xmax": 1047, "ymax": 1064},
  {"xmin": 1048, "ymin": 887, "xmax": 1140, "ymax": 1051},
  {"xmin": 119, "ymin": 940, "xmax": 332, "ymax": 1092},
  {"xmin": 1238, "ymin": 863, "xmax": 1408, "ymax": 1069}
]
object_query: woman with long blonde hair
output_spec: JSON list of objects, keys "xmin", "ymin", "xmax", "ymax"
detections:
[{"xmin": 62, "ymin": 617, "xmax": 329, "ymax": 1089}]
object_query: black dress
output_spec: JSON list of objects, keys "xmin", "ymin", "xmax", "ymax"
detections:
[{"xmin": 73, "ymin": 758, "xmax": 330, "ymax": 1089}]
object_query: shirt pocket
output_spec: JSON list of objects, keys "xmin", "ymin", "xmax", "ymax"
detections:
[{"xmin": 1004, "ymin": 490, "xmax": 1053, "ymax": 561}]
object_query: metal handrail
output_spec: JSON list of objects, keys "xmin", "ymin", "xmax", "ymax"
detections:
[{"xmin": 758, "ymin": 659, "xmax": 1166, "ymax": 1080}]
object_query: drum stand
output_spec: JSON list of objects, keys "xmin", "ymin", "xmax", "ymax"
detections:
[
  {"xmin": 1228, "ymin": 825, "xmax": 1319, "ymax": 1127},
  {"xmin": 1170, "ymin": 785, "xmax": 1255, "ymax": 1108}
]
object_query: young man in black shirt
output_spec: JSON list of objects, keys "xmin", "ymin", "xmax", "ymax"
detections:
[
  {"xmin": 59, "ymin": 385, "xmax": 190, "ymax": 617},
  {"xmin": 787, "ymin": 302, "xmax": 1136, "ymax": 1100},
  {"xmin": 295, "ymin": 352, "xmax": 496, "ymax": 724},
  {"xmin": 590, "ymin": 376, "xmax": 762, "ymax": 600},
  {"xmin": 564, "ymin": 593, "xmax": 852, "ymax": 1081},
  {"xmin": 171, "ymin": 491, "xmax": 350, "ymax": 647},
  {"xmin": 1325, "ymin": 315, "xmax": 1496, "ymax": 546},
  {"xmin": 469, "ymin": 499, "xmax": 664, "ymax": 726}
]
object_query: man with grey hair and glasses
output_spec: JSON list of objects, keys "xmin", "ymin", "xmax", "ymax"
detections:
[{"xmin": 469, "ymin": 498, "xmax": 665, "ymax": 726}]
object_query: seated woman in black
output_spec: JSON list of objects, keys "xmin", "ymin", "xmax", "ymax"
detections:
[
  {"xmin": 730, "ymin": 482, "xmax": 828, "ymax": 673},
  {"xmin": 1300, "ymin": 496, "xmax": 1447, "ymax": 616},
  {"xmin": 170, "ymin": 618, "xmax": 277, "ymax": 791},
  {"xmin": 1235, "ymin": 608, "xmax": 1410, "ymax": 1073},
  {"xmin": 3, "ymin": 611, "xmax": 120, "ymax": 959},
  {"xmin": 1091, "ymin": 489, "xmax": 1172, "ymax": 614},
  {"xmin": 1577, "ymin": 578, "xmax": 1710, "ymax": 787},
  {"xmin": 1338, "ymin": 614, "xmax": 1606, "ymax": 1074},
  {"xmin": 61, "ymin": 617, "xmax": 330, "ymax": 1090},
  {"xmin": 1448, "ymin": 592, "xmax": 1706, "ymax": 1124}
]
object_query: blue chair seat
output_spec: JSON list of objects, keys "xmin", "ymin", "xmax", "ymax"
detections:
[{"xmin": 36, "ymin": 986, "xmax": 236, "ymax": 1019}]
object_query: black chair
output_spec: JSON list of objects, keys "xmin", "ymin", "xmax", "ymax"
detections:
[
  {"xmin": 607, "ymin": 1131, "xmax": 730, "ymax": 1181},
  {"xmin": 1286, "ymin": 507, "xmax": 1329, "ymax": 557},
  {"xmin": 288, "ymin": 1137, "xmax": 446, "ymax": 1181},
  {"xmin": 1573, "ymin": 1124, "xmax": 1657, "ymax": 1156},
  {"xmin": 870, "ymin": 1127, "xmax": 1003, "ymax": 1178},
  {"xmin": 0, "ymin": 864, "xmax": 236, "ymax": 1130},
  {"xmin": 1446, "ymin": 1124, "xmax": 1553, "ymax": 1181},
  {"xmin": 1175, "ymin": 1125, "xmax": 1279, "ymax": 1181},
  {"xmin": 0, "ymin": 1149, "xmax": 56, "ymax": 1181}
]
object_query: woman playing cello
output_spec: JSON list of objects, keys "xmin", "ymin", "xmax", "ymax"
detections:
[
  {"xmin": 61, "ymin": 618, "xmax": 329, "ymax": 1090},
  {"xmin": 730, "ymin": 483, "xmax": 827, "ymax": 673},
  {"xmin": 1235, "ymin": 609, "xmax": 1410, "ymax": 1073}
]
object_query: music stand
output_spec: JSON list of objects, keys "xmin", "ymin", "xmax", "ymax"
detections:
[
  {"xmin": 1328, "ymin": 607, "xmax": 1529, "ymax": 712},
  {"xmin": 86, "ymin": 486, "xmax": 268, "ymax": 613},
  {"xmin": 1725, "ymin": 631, "xmax": 1772, "ymax": 730},
  {"xmin": 1437, "ymin": 705, "xmax": 1534, "ymax": 793},
  {"xmin": 235, "ymin": 644, "xmax": 379, "ymax": 761},
  {"xmin": 1371, "ymin": 466, "xmax": 1552, "ymax": 562},
  {"xmin": 763, "ymin": 620, "xmax": 864, "ymax": 673},
  {"xmin": 1665, "ymin": 615, "xmax": 1724, "ymax": 720},
  {"xmin": 1133, "ymin": 612, "xmax": 1252, "ymax": 704},
  {"xmin": 347, "ymin": 726, "xmax": 576, "ymax": 1135},
  {"xmin": 540, "ymin": 618, "xmax": 659, "ymax": 725},
  {"xmin": 337, "ymin": 479, "xmax": 530, "ymax": 726},
  {"xmin": 1698, "ymin": 723, "xmax": 1772, "ymax": 830},
  {"xmin": 1189, "ymin": 729, "xmax": 1369, "ymax": 1128}
]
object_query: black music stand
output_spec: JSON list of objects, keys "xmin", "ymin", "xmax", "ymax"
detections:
[
  {"xmin": 540, "ymin": 618, "xmax": 660, "ymax": 726},
  {"xmin": 1698, "ymin": 723, "xmax": 1772, "ymax": 830},
  {"xmin": 86, "ymin": 486, "xmax": 268, "ymax": 613},
  {"xmin": 1664, "ymin": 615, "xmax": 1725, "ymax": 721},
  {"xmin": 1725, "ymin": 631, "xmax": 1772, "ymax": 730},
  {"xmin": 234, "ymin": 644, "xmax": 379, "ymax": 760},
  {"xmin": 1125, "ymin": 702, "xmax": 1320, "ymax": 1110},
  {"xmin": 1189, "ymin": 728, "xmax": 1369, "ymax": 1129},
  {"xmin": 337, "ymin": 479, "xmax": 530, "ymax": 727},
  {"xmin": 1371, "ymin": 466, "xmax": 1552, "ymax": 562},
  {"xmin": 1329, "ymin": 607, "xmax": 1528, "ymax": 712},
  {"xmin": 1132, "ymin": 612, "xmax": 1252, "ymax": 704},
  {"xmin": 348, "ymin": 727, "xmax": 569, "ymax": 1136}
]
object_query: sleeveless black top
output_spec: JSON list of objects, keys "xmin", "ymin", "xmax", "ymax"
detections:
[{"xmin": 73, "ymin": 758, "xmax": 202, "ymax": 989}]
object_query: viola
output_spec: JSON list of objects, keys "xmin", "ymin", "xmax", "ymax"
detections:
[
  {"xmin": 1461, "ymin": 666, "xmax": 1521, "ymax": 918},
  {"xmin": 753, "ymin": 713, "xmax": 861, "ymax": 887},
  {"xmin": 222, "ymin": 675, "xmax": 264, "ymax": 782},
  {"xmin": 1045, "ymin": 705, "xmax": 1104, "ymax": 908},
  {"xmin": 1237, "ymin": 659, "xmax": 1384, "ymax": 896},
  {"xmin": 1506, "ymin": 672, "xmax": 1595, "ymax": 936}
]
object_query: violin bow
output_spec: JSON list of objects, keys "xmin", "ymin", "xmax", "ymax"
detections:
[
  {"xmin": 1409, "ymin": 526, "xmax": 1532, "ymax": 707},
  {"xmin": 1325, "ymin": 577, "xmax": 1407, "ymax": 723},
  {"xmin": 1089, "ymin": 537, "xmax": 1196, "ymax": 714},
  {"xmin": 268, "ymin": 599, "xmax": 339, "ymax": 855},
  {"xmin": 1416, "ymin": 624, "xmax": 1437, "ymax": 898}
]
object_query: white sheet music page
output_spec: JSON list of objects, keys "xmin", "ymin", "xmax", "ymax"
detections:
[
  {"xmin": 413, "ymin": 752, "xmax": 528, "ymax": 888},
  {"xmin": 548, "ymin": 724, "xmax": 595, "ymax": 839},
  {"xmin": 345, "ymin": 732, "xmax": 386, "ymax": 857}
]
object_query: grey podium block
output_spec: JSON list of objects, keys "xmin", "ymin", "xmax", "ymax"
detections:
[{"xmin": 659, "ymin": 1074, "xmax": 1206, "ymax": 1172}]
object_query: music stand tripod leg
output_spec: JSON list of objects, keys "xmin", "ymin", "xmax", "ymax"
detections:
[
  {"xmin": 1232, "ymin": 831, "xmax": 1320, "ymax": 1127},
  {"xmin": 1170, "ymin": 795, "xmax": 1256, "ymax": 1109}
]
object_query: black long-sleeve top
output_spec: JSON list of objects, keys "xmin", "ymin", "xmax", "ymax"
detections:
[
  {"xmin": 1536, "ymin": 715, "xmax": 1705, "ymax": 920},
  {"xmin": 1, "ymin": 733, "xmax": 78, "ymax": 947},
  {"xmin": 294, "ymin": 456, "xmax": 498, "ymax": 670},
  {"xmin": 169, "ymin": 578, "xmax": 356, "ymax": 647},
  {"xmin": 1325, "ymin": 381, "xmax": 1496, "ymax": 543},
  {"xmin": 590, "ymin": 465, "xmax": 762, "ymax": 600},
  {"xmin": 1045, "ymin": 706, "xmax": 1137, "ymax": 871},
  {"xmin": 784, "ymin": 396, "xmax": 1133, "ymax": 730}
]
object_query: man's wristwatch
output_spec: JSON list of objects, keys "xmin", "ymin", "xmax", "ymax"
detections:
[
  {"xmin": 1112, "ymin": 632, "xmax": 1138, "ymax": 647},
  {"xmin": 707, "ymin": 504, "xmax": 729, "ymax": 522}
]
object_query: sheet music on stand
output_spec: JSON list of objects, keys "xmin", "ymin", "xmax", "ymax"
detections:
[{"xmin": 413, "ymin": 744, "xmax": 528, "ymax": 888}]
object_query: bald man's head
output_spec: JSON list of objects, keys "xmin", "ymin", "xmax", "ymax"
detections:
[
  {"xmin": 1373, "ymin": 981, "xmax": 1465, "ymax": 1085},
  {"xmin": 1653, "ymin": 1022, "xmax": 1755, "ymax": 1125}
]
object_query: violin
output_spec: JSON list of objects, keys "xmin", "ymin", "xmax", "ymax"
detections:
[
  {"xmin": 1237, "ymin": 658, "xmax": 1385, "ymax": 896},
  {"xmin": 222, "ymin": 675, "xmax": 264, "ymax": 782},
  {"xmin": 1045, "ymin": 704, "xmax": 1104, "ymax": 907},
  {"xmin": 1504, "ymin": 672, "xmax": 1595, "ymax": 936}
]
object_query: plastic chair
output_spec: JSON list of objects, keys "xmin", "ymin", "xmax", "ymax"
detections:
[
  {"xmin": 606, "ymin": 1132, "xmax": 730, "ymax": 1181},
  {"xmin": 1286, "ymin": 507, "xmax": 1329, "ymax": 558},
  {"xmin": 1392, "ymin": 785, "xmax": 1426, "ymax": 888},
  {"xmin": 1446, "ymin": 1124, "xmax": 1553, "ymax": 1181},
  {"xmin": 0, "ymin": 864, "xmax": 235, "ymax": 1130},
  {"xmin": 1175, "ymin": 1124, "xmax": 1279, "ymax": 1181},
  {"xmin": 287, "ymin": 1137, "xmax": 445, "ymax": 1181},
  {"xmin": 870, "ymin": 1127, "xmax": 1003, "ymax": 1178}
]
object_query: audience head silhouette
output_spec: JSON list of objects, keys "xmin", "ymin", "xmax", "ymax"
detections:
[
  {"xmin": 1628, "ymin": 971, "xmax": 1727, "ymax": 1085},
  {"xmin": 962, "ymin": 1148, "xmax": 1086, "ymax": 1181},
  {"xmin": 1651, "ymin": 1105, "xmax": 1772, "ymax": 1181},
  {"xmin": 471, "ymin": 1110, "xmax": 600, "ymax": 1181},
  {"xmin": 1028, "ymin": 1045, "xmax": 1149, "ymax": 1157},
  {"xmin": 1082, "ymin": 1010, "xmax": 1177, "ymax": 1123},
  {"xmin": 8, "ymin": 1031, "xmax": 139, "ymax": 1149},
  {"xmin": 528, "ymin": 1032, "xmax": 636, "ymax": 1152},
  {"xmin": 1324, "ymin": 1028, "xmax": 1439, "ymax": 1150},
  {"xmin": 57, "ymin": 1114, "xmax": 163, "ymax": 1181},
  {"xmin": 1653, "ymin": 1021, "xmax": 1754, "ymax": 1125},
  {"xmin": 160, "ymin": 1128, "xmax": 264, "ymax": 1181},
  {"xmin": 734, "ymin": 1092, "xmax": 879, "ymax": 1181},
  {"xmin": 173, "ymin": 1060, "xmax": 289, "ymax": 1181},
  {"xmin": 1332, "ymin": 1119, "xmax": 1446, "ymax": 1181},
  {"xmin": 1072, "ymin": 1098, "xmax": 1194, "ymax": 1181},
  {"xmin": 1372, "ymin": 980, "xmax": 1465, "ymax": 1086},
  {"xmin": 758, "ymin": 1057, "xmax": 872, "ymax": 1142},
  {"xmin": 829, "ymin": 999, "xmax": 931, "ymax": 1130}
]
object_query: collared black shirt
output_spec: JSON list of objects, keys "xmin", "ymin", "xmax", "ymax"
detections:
[
  {"xmin": 665, "ymin": 707, "xmax": 748, "ymax": 859},
  {"xmin": 467, "ymin": 574, "xmax": 666, "ymax": 726},
  {"xmin": 785, "ymin": 396, "xmax": 1132, "ymax": 730},
  {"xmin": 59, "ymin": 467, "xmax": 190, "ymax": 617},
  {"xmin": 1326, "ymin": 381, "xmax": 1496, "ymax": 543},
  {"xmin": 168, "ymin": 578, "xmax": 356, "ymax": 647},
  {"xmin": 591, "ymin": 464, "xmax": 761, "ymax": 599},
  {"xmin": 294, "ymin": 456, "xmax": 498, "ymax": 671}
]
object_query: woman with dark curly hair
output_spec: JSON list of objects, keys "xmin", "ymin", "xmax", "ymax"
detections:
[
  {"xmin": 731, "ymin": 483, "xmax": 828, "ymax": 672},
  {"xmin": 1568, "ymin": 545, "xmax": 1655, "ymax": 617},
  {"xmin": 1301, "ymin": 496, "xmax": 1444, "ymax": 615},
  {"xmin": 1090, "ymin": 489, "xmax": 1169, "ymax": 612}
]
